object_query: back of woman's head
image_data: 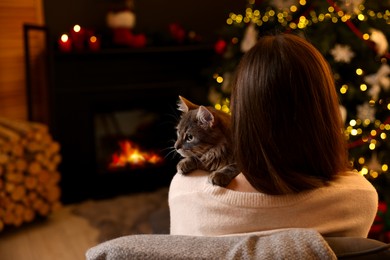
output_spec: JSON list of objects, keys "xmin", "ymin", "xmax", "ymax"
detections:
[{"xmin": 231, "ymin": 33, "xmax": 349, "ymax": 194}]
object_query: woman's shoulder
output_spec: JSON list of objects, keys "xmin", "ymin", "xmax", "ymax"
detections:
[
  {"xmin": 169, "ymin": 170, "xmax": 210, "ymax": 195},
  {"xmin": 331, "ymin": 170, "xmax": 378, "ymax": 192}
]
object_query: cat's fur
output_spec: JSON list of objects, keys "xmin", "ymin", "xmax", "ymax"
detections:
[{"xmin": 174, "ymin": 96, "xmax": 239, "ymax": 187}]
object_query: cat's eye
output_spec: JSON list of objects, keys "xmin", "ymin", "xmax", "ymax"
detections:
[{"xmin": 185, "ymin": 134, "xmax": 194, "ymax": 142}]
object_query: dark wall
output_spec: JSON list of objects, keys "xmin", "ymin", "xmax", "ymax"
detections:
[{"xmin": 43, "ymin": 0, "xmax": 246, "ymax": 44}]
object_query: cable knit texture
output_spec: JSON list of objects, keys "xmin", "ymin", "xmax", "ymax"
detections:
[
  {"xmin": 86, "ymin": 229, "xmax": 337, "ymax": 260},
  {"xmin": 169, "ymin": 170, "xmax": 378, "ymax": 237}
]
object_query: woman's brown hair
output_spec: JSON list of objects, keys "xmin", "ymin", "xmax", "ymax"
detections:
[{"xmin": 231, "ymin": 33, "xmax": 350, "ymax": 194}]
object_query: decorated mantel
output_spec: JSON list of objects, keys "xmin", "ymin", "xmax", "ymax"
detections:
[
  {"xmin": 56, "ymin": 0, "xmax": 202, "ymax": 53},
  {"xmin": 207, "ymin": 0, "xmax": 390, "ymax": 242}
]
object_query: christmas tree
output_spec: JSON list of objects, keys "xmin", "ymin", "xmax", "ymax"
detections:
[{"xmin": 208, "ymin": 0, "xmax": 390, "ymax": 240}]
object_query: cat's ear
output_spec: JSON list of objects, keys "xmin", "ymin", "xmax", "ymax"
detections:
[
  {"xmin": 177, "ymin": 96, "xmax": 198, "ymax": 113},
  {"xmin": 197, "ymin": 106, "xmax": 214, "ymax": 128}
]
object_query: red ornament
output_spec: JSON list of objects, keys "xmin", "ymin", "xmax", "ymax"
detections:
[
  {"xmin": 131, "ymin": 34, "xmax": 146, "ymax": 48},
  {"xmin": 214, "ymin": 39, "xmax": 227, "ymax": 55},
  {"xmin": 169, "ymin": 23, "xmax": 186, "ymax": 44},
  {"xmin": 112, "ymin": 28, "xmax": 133, "ymax": 46},
  {"xmin": 112, "ymin": 28, "xmax": 146, "ymax": 48}
]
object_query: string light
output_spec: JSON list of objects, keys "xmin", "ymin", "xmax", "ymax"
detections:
[
  {"xmin": 370, "ymin": 171, "xmax": 379, "ymax": 178},
  {"xmin": 360, "ymin": 167, "xmax": 369, "ymax": 175}
]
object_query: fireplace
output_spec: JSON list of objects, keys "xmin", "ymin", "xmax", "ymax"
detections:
[
  {"xmin": 94, "ymin": 110, "xmax": 166, "ymax": 173},
  {"xmin": 42, "ymin": 45, "xmax": 213, "ymax": 203}
]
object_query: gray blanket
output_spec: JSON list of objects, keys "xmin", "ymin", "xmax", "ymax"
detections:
[{"xmin": 86, "ymin": 228, "xmax": 336, "ymax": 260}]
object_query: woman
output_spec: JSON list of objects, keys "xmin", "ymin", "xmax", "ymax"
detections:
[{"xmin": 169, "ymin": 33, "xmax": 378, "ymax": 237}]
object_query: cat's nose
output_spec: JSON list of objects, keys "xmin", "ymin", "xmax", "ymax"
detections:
[{"xmin": 174, "ymin": 142, "xmax": 181, "ymax": 150}]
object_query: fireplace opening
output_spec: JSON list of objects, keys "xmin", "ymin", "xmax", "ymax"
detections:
[
  {"xmin": 94, "ymin": 109, "xmax": 170, "ymax": 174},
  {"xmin": 83, "ymin": 99, "xmax": 182, "ymax": 202}
]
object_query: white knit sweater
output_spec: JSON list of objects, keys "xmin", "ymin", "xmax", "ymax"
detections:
[{"xmin": 169, "ymin": 170, "xmax": 378, "ymax": 237}]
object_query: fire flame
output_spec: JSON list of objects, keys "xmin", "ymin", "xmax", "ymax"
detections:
[{"xmin": 109, "ymin": 140, "xmax": 163, "ymax": 169}]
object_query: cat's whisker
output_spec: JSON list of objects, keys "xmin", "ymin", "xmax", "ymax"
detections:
[
  {"xmin": 161, "ymin": 146, "xmax": 173, "ymax": 152},
  {"xmin": 160, "ymin": 142, "xmax": 176, "ymax": 152},
  {"xmin": 164, "ymin": 149, "xmax": 180, "ymax": 160}
]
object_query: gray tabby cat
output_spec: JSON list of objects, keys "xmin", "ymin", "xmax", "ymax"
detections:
[{"xmin": 174, "ymin": 96, "xmax": 239, "ymax": 187}]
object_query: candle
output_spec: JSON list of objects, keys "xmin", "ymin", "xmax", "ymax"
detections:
[
  {"xmin": 70, "ymin": 24, "xmax": 85, "ymax": 51},
  {"xmin": 58, "ymin": 34, "xmax": 72, "ymax": 52},
  {"xmin": 88, "ymin": 36, "xmax": 101, "ymax": 52}
]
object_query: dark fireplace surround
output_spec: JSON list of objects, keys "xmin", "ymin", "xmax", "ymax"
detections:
[{"xmin": 37, "ymin": 45, "xmax": 213, "ymax": 203}]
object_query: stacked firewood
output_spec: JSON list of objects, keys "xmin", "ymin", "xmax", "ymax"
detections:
[{"xmin": 0, "ymin": 117, "xmax": 62, "ymax": 231}]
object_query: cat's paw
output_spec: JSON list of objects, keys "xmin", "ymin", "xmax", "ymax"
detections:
[
  {"xmin": 177, "ymin": 158, "xmax": 196, "ymax": 175},
  {"xmin": 208, "ymin": 172, "xmax": 233, "ymax": 187}
]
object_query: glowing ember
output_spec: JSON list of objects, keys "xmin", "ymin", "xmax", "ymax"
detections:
[{"xmin": 109, "ymin": 140, "xmax": 163, "ymax": 169}]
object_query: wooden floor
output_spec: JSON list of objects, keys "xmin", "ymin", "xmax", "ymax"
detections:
[{"xmin": 0, "ymin": 206, "xmax": 99, "ymax": 260}]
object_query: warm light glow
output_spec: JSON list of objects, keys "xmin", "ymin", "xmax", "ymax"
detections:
[
  {"xmin": 363, "ymin": 33, "xmax": 370, "ymax": 40},
  {"xmin": 356, "ymin": 68, "xmax": 363, "ymax": 75},
  {"xmin": 289, "ymin": 22, "xmax": 297, "ymax": 29},
  {"xmin": 73, "ymin": 24, "xmax": 81, "ymax": 32},
  {"xmin": 236, "ymin": 14, "xmax": 243, "ymax": 23},
  {"xmin": 350, "ymin": 119, "xmax": 357, "ymax": 126},
  {"xmin": 383, "ymin": 164, "xmax": 389, "ymax": 171},
  {"xmin": 360, "ymin": 167, "xmax": 369, "ymax": 175},
  {"xmin": 363, "ymin": 119, "xmax": 371, "ymax": 126},
  {"xmin": 216, "ymin": 76, "xmax": 223, "ymax": 83},
  {"xmin": 90, "ymin": 36, "xmax": 97, "ymax": 43},
  {"xmin": 61, "ymin": 34, "xmax": 69, "ymax": 42},
  {"xmin": 340, "ymin": 85, "xmax": 348, "ymax": 94},
  {"xmin": 109, "ymin": 140, "xmax": 163, "ymax": 169},
  {"xmin": 222, "ymin": 105, "xmax": 230, "ymax": 113},
  {"xmin": 341, "ymin": 15, "xmax": 349, "ymax": 22},
  {"xmin": 370, "ymin": 171, "xmax": 378, "ymax": 178},
  {"xmin": 358, "ymin": 157, "xmax": 365, "ymax": 164},
  {"xmin": 290, "ymin": 5, "xmax": 298, "ymax": 12},
  {"xmin": 232, "ymin": 37, "xmax": 239, "ymax": 44}
]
